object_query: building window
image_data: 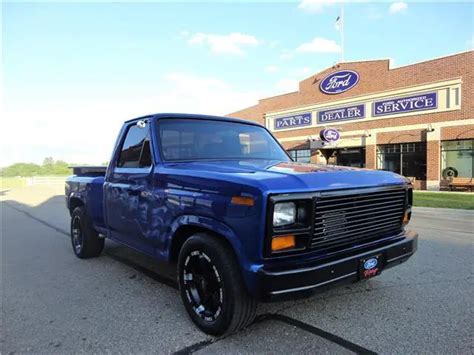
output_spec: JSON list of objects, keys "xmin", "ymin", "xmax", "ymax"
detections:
[
  {"xmin": 288, "ymin": 149, "xmax": 311, "ymax": 163},
  {"xmin": 377, "ymin": 143, "xmax": 426, "ymax": 180},
  {"xmin": 441, "ymin": 140, "xmax": 473, "ymax": 179},
  {"xmin": 335, "ymin": 147, "xmax": 366, "ymax": 168}
]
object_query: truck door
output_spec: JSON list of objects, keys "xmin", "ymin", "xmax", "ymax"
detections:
[{"xmin": 104, "ymin": 121, "xmax": 156, "ymax": 255}]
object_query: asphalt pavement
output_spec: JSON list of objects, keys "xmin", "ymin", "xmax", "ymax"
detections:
[{"xmin": 1, "ymin": 186, "xmax": 473, "ymax": 354}]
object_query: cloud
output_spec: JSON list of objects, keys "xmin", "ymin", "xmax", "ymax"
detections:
[
  {"xmin": 1, "ymin": 73, "xmax": 266, "ymax": 166},
  {"xmin": 466, "ymin": 36, "xmax": 474, "ymax": 49},
  {"xmin": 268, "ymin": 40, "xmax": 280, "ymax": 49},
  {"xmin": 389, "ymin": 2, "xmax": 408, "ymax": 14},
  {"xmin": 155, "ymin": 72, "xmax": 265, "ymax": 114},
  {"xmin": 298, "ymin": 0, "xmax": 339, "ymax": 14},
  {"xmin": 279, "ymin": 51, "xmax": 294, "ymax": 60},
  {"xmin": 187, "ymin": 32, "xmax": 260, "ymax": 55},
  {"xmin": 264, "ymin": 65, "xmax": 279, "ymax": 73},
  {"xmin": 274, "ymin": 78, "xmax": 299, "ymax": 93},
  {"xmin": 295, "ymin": 67, "xmax": 313, "ymax": 77},
  {"xmin": 295, "ymin": 37, "xmax": 341, "ymax": 53}
]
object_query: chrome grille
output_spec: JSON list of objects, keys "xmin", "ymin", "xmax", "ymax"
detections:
[{"xmin": 311, "ymin": 187, "xmax": 406, "ymax": 251}]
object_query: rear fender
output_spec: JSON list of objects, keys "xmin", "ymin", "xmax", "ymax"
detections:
[
  {"xmin": 67, "ymin": 191, "xmax": 103, "ymax": 229},
  {"xmin": 68, "ymin": 192, "xmax": 86, "ymax": 213}
]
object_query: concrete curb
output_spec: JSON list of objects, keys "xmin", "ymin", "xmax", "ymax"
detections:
[{"xmin": 412, "ymin": 206, "xmax": 474, "ymax": 214}]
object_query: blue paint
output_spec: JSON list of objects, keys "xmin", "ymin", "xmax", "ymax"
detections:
[
  {"xmin": 65, "ymin": 113, "xmax": 412, "ymax": 298},
  {"xmin": 320, "ymin": 70, "xmax": 359, "ymax": 94},
  {"xmin": 317, "ymin": 104, "xmax": 365, "ymax": 124},
  {"xmin": 274, "ymin": 112, "xmax": 312, "ymax": 130},
  {"xmin": 373, "ymin": 92, "xmax": 437, "ymax": 116}
]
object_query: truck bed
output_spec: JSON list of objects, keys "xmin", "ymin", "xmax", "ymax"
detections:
[
  {"xmin": 70, "ymin": 166, "xmax": 107, "ymax": 176},
  {"xmin": 66, "ymin": 171, "xmax": 106, "ymax": 230}
]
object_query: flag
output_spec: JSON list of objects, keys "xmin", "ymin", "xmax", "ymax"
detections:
[{"xmin": 335, "ymin": 15, "xmax": 342, "ymax": 31}]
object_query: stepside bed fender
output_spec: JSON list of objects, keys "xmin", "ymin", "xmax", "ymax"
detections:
[
  {"xmin": 67, "ymin": 185, "xmax": 104, "ymax": 229},
  {"xmin": 68, "ymin": 191, "xmax": 86, "ymax": 213}
]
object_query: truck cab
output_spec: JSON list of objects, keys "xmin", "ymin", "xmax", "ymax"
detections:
[{"xmin": 66, "ymin": 113, "xmax": 417, "ymax": 335}]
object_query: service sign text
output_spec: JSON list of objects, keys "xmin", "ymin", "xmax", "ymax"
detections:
[{"xmin": 373, "ymin": 92, "xmax": 437, "ymax": 116}]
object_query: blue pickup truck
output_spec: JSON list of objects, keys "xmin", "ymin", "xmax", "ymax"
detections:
[{"xmin": 65, "ymin": 113, "xmax": 417, "ymax": 335}]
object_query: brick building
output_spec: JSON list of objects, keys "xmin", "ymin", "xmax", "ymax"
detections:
[{"xmin": 228, "ymin": 51, "xmax": 474, "ymax": 190}]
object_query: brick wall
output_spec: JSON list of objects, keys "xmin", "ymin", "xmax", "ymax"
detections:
[
  {"xmin": 412, "ymin": 180, "xmax": 427, "ymax": 190},
  {"xmin": 227, "ymin": 104, "xmax": 263, "ymax": 125},
  {"xmin": 427, "ymin": 141, "xmax": 440, "ymax": 181},
  {"xmin": 441, "ymin": 124, "xmax": 474, "ymax": 140},
  {"xmin": 281, "ymin": 141, "xmax": 310, "ymax": 150},
  {"xmin": 365, "ymin": 145, "xmax": 376, "ymax": 169},
  {"xmin": 376, "ymin": 129, "xmax": 427, "ymax": 144}
]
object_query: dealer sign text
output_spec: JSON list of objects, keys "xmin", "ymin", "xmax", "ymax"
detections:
[{"xmin": 317, "ymin": 104, "xmax": 365, "ymax": 124}]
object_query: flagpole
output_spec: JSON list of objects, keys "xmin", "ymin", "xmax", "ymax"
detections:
[{"xmin": 341, "ymin": 2, "xmax": 344, "ymax": 62}]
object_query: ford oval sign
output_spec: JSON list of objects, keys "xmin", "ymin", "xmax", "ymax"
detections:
[
  {"xmin": 320, "ymin": 128, "xmax": 340, "ymax": 142},
  {"xmin": 364, "ymin": 258, "xmax": 378, "ymax": 270},
  {"xmin": 320, "ymin": 70, "xmax": 359, "ymax": 95}
]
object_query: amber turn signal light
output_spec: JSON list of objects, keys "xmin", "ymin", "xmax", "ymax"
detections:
[
  {"xmin": 231, "ymin": 196, "xmax": 255, "ymax": 206},
  {"xmin": 271, "ymin": 235, "xmax": 296, "ymax": 252},
  {"xmin": 402, "ymin": 209, "xmax": 411, "ymax": 225}
]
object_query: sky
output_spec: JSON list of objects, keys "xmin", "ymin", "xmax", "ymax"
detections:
[{"xmin": 1, "ymin": 0, "xmax": 473, "ymax": 167}]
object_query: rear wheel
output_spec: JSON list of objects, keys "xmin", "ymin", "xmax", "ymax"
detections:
[
  {"xmin": 178, "ymin": 233, "xmax": 257, "ymax": 336},
  {"xmin": 70, "ymin": 206, "xmax": 104, "ymax": 259}
]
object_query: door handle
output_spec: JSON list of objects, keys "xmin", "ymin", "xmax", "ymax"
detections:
[{"xmin": 127, "ymin": 186, "xmax": 142, "ymax": 196}]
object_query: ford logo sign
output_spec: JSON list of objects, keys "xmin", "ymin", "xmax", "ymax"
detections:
[
  {"xmin": 320, "ymin": 128, "xmax": 340, "ymax": 142},
  {"xmin": 364, "ymin": 258, "xmax": 378, "ymax": 270},
  {"xmin": 320, "ymin": 70, "xmax": 359, "ymax": 95}
]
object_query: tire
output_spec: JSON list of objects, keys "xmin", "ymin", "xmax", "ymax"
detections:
[
  {"xmin": 70, "ymin": 206, "xmax": 104, "ymax": 259},
  {"xmin": 442, "ymin": 167, "xmax": 458, "ymax": 179},
  {"xmin": 177, "ymin": 233, "xmax": 257, "ymax": 336}
]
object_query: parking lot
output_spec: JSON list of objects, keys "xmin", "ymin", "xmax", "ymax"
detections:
[{"xmin": 1, "ymin": 185, "xmax": 473, "ymax": 354}]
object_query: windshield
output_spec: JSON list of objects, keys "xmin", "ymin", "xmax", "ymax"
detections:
[{"xmin": 158, "ymin": 119, "xmax": 290, "ymax": 162}]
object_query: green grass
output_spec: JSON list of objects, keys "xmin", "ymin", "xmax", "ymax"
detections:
[{"xmin": 413, "ymin": 191, "xmax": 474, "ymax": 210}]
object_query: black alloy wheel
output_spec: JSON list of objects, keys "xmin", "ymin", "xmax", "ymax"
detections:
[
  {"xmin": 71, "ymin": 215, "xmax": 83, "ymax": 254},
  {"xmin": 70, "ymin": 206, "xmax": 104, "ymax": 259},
  {"xmin": 182, "ymin": 250, "xmax": 224, "ymax": 322},
  {"xmin": 178, "ymin": 233, "xmax": 257, "ymax": 336}
]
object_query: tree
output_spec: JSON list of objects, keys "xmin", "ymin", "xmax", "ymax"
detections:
[
  {"xmin": 43, "ymin": 157, "xmax": 54, "ymax": 166},
  {"xmin": 1, "ymin": 159, "xmax": 72, "ymax": 177},
  {"xmin": 0, "ymin": 163, "xmax": 42, "ymax": 177}
]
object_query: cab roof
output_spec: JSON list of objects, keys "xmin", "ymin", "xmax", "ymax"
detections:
[{"xmin": 124, "ymin": 113, "xmax": 263, "ymax": 127}]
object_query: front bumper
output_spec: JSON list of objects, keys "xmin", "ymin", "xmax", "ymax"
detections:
[{"xmin": 257, "ymin": 230, "xmax": 418, "ymax": 301}]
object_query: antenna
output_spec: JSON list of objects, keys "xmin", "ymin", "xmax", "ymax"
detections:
[{"xmin": 341, "ymin": 2, "xmax": 345, "ymax": 62}]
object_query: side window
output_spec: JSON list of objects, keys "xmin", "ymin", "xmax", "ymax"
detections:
[{"xmin": 117, "ymin": 124, "xmax": 152, "ymax": 168}]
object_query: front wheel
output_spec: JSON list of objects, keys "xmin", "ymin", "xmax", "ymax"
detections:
[
  {"xmin": 178, "ymin": 233, "xmax": 257, "ymax": 336},
  {"xmin": 70, "ymin": 206, "xmax": 104, "ymax": 259}
]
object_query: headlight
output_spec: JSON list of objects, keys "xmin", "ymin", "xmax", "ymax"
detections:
[{"xmin": 273, "ymin": 202, "xmax": 296, "ymax": 227}]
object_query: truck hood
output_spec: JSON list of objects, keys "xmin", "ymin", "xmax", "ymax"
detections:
[{"xmin": 162, "ymin": 159, "xmax": 409, "ymax": 193}]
